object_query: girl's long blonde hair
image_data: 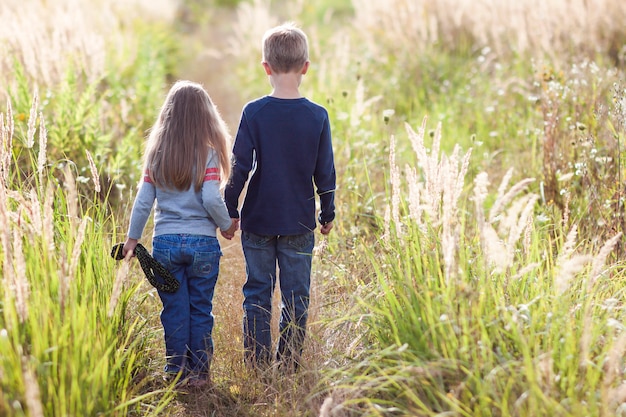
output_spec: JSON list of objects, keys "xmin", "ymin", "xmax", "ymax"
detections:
[{"xmin": 143, "ymin": 80, "xmax": 231, "ymax": 191}]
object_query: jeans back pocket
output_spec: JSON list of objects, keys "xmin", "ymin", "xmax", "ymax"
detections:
[
  {"xmin": 287, "ymin": 232, "xmax": 314, "ymax": 252},
  {"xmin": 192, "ymin": 251, "xmax": 220, "ymax": 276}
]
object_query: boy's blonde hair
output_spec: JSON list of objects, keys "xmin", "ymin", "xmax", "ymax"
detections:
[
  {"xmin": 144, "ymin": 80, "xmax": 231, "ymax": 191},
  {"xmin": 262, "ymin": 22, "xmax": 309, "ymax": 74}
]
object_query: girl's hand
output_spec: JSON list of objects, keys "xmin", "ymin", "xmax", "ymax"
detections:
[{"xmin": 123, "ymin": 238, "xmax": 138, "ymax": 257}]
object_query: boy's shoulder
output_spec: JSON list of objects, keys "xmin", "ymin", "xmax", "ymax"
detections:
[
  {"xmin": 243, "ymin": 96, "xmax": 328, "ymax": 116},
  {"xmin": 243, "ymin": 95, "xmax": 271, "ymax": 111},
  {"xmin": 301, "ymin": 97, "xmax": 328, "ymax": 113}
]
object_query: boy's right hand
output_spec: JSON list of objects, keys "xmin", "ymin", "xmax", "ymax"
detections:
[{"xmin": 221, "ymin": 218, "xmax": 240, "ymax": 240}]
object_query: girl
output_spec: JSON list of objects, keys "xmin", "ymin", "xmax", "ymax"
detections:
[{"xmin": 123, "ymin": 80, "xmax": 238, "ymax": 388}]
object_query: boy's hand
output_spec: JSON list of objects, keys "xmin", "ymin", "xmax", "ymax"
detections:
[
  {"xmin": 320, "ymin": 221, "xmax": 333, "ymax": 235},
  {"xmin": 221, "ymin": 218, "xmax": 240, "ymax": 240}
]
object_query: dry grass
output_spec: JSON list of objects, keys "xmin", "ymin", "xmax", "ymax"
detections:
[
  {"xmin": 326, "ymin": 111, "xmax": 626, "ymax": 415},
  {"xmin": 386, "ymin": 117, "xmax": 472, "ymax": 278},
  {"xmin": 0, "ymin": 0, "xmax": 178, "ymax": 96},
  {"xmin": 351, "ymin": 0, "xmax": 626, "ymax": 62}
]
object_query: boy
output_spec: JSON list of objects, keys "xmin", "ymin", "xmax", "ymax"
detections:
[{"xmin": 224, "ymin": 22, "xmax": 336, "ymax": 371}]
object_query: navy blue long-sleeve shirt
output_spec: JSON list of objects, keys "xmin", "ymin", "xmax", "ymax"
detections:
[{"xmin": 225, "ymin": 96, "xmax": 336, "ymax": 236}]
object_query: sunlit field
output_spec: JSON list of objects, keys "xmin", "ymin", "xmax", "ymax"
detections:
[{"xmin": 1, "ymin": 0, "xmax": 626, "ymax": 416}]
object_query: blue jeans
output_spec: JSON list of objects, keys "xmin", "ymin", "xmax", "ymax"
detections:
[
  {"xmin": 152, "ymin": 234, "xmax": 221, "ymax": 379},
  {"xmin": 241, "ymin": 231, "xmax": 315, "ymax": 368}
]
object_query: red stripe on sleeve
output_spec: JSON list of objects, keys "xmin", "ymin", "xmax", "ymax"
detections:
[{"xmin": 204, "ymin": 167, "xmax": 220, "ymax": 182}]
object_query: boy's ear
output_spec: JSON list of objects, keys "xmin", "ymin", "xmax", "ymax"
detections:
[
  {"xmin": 262, "ymin": 61, "xmax": 272, "ymax": 75},
  {"xmin": 301, "ymin": 61, "xmax": 310, "ymax": 75}
]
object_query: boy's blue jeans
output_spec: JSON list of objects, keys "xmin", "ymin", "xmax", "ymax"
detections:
[
  {"xmin": 241, "ymin": 231, "xmax": 315, "ymax": 368},
  {"xmin": 152, "ymin": 234, "xmax": 221, "ymax": 379}
]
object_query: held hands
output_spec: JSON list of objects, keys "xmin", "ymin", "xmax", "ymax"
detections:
[
  {"xmin": 220, "ymin": 218, "xmax": 240, "ymax": 240},
  {"xmin": 320, "ymin": 221, "xmax": 333, "ymax": 235},
  {"xmin": 219, "ymin": 219, "xmax": 330, "ymax": 239}
]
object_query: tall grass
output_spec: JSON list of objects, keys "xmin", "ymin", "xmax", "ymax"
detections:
[
  {"xmin": 1, "ymin": 0, "xmax": 181, "ymax": 204},
  {"xmin": 322, "ymin": 117, "xmax": 626, "ymax": 416},
  {"xmin": 350, "ymin": 0, "xmax": 626, "ymax": 63},
  {"xmin": 0, "ymin": 99, "xmax": 176, "ymax": 415},
  {"xmin": 319, "ymin": 0, "xmax": 626, "ymax": 247},
  {"xmin": 537, "ymin": 63, "xmax": 626, "ymax": 248},
  {"xmin": 1, "ymin": 5, "xmax": 182, "ymax": 413},
  {"xmin": 0, "ymin": 0, "xmax": 178, "ymax": 96},
  {"xmin": 212, "ymin": 1, "xmax": 626, "ymax": 414}
]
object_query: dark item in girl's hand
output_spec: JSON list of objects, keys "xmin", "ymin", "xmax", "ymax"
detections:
[{"xmin": 111, "ymin": 243, "xmax": 179, "ymax": 293}]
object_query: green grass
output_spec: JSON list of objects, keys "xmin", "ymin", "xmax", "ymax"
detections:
[
  {"xmin": 345, "ymin": 223, "xmax": 626, "ymax": 416},
  {"xmin": 323, "ymin": 115, "xmax": 626, "ymax": 416},
  {"xmin": 0, "ymin": 6, "xmax": 180, "ymax": 414},
  {"xmin": 0, "ymin": 153, "xmax": 175, "ymax": 415}
]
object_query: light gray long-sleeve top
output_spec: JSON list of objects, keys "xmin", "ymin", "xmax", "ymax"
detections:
[{"xmin": 127, "ymin": 150, "xmax": 232, "ymax": 240}]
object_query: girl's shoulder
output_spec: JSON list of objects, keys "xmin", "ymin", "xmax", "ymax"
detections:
[{"xmin": 205, "ymin": 149, "xmax": 218, "ymax": 166}]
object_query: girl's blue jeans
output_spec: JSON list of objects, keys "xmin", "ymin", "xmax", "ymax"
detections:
[
  {"xmin": 241, "ymin": 231, "xmax": 315, "ymax": 368},
  {"xmin": 152, "ymin": 234, "xmax": 221, "ymax": 379}
]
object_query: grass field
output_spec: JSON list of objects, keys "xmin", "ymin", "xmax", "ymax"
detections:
[{"xmin": 1, "ymin": 0, "xmax": 626, "ymax": 416}]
